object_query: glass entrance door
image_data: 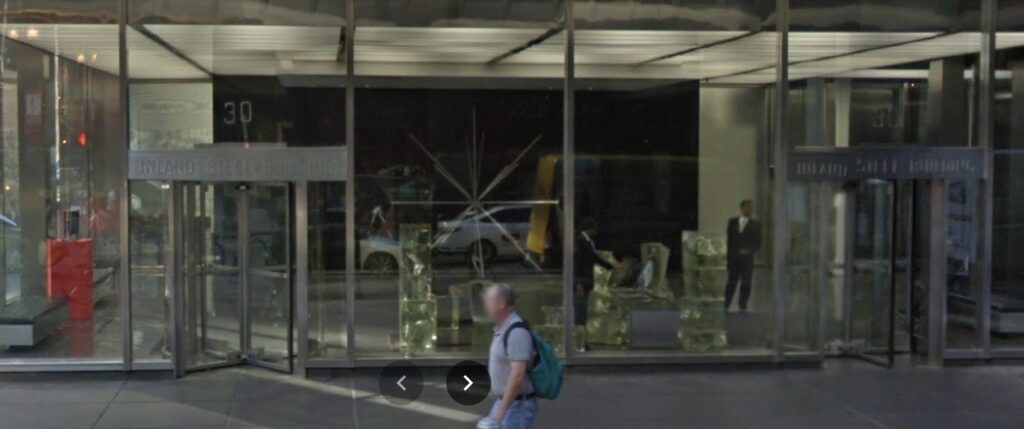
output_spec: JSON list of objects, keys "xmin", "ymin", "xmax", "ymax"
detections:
[
  {"xmin": 845, "ymin": 180, "xmax": 914, "ymax": 367},
  {"xmin": 174, "ymin": 182, "xmax": 293, "ymax": 375},
  {"xmin": 180, "ymin": 183, "xmax": 243, "ymax": 371},
  {"xmin": 244, "ymin": 183, "xmax": 293, "ymax": 372}
]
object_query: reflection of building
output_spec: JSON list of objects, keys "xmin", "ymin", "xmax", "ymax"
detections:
[{"xmin": 1, "ymin": 0, "xmax": 1024, "ymax": 375}]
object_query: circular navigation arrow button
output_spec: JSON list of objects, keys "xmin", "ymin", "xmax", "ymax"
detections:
[
  {"xmin": 379, "ymin": 361, "xmax": 423, "ymax": 406},
  {"xmin": 446, "ymin": 360, "xmax": 490, "ymax": 405}
]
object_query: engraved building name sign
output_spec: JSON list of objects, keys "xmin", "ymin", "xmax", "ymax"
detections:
[
  {"xmin": 789, "ymin": 148, "xmax": 984, "ymax": 181},
  {"xmin": 129, "ymin": 146, "xmax": 347, "ymax": 182}
]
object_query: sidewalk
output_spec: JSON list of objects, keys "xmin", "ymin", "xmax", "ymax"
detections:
[{"xmin": 0, "ymin": 360, "xmax": 1022, "ymax": 429}]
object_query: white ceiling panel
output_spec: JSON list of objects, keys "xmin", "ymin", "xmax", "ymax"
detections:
[
  {"xmin": 145, "ymin": 24, "xmax": 343, "ymax": 76},
  {"xmin": 650, "ymin": 31, "xmax": 778, "ymax": 79},
  {"xmin": 713, "ymin": 32, "xmax": 1024, "ymax": 84},
  {"xmin": 505, "ymin": 30, "xmax": 748, "ymax": 65},
  {"xmin": 13, "ymin": 25, "xmax": 1024, "ymax": 82},
  {"xmin": 355, "ymin": 27, "xmax": 550, "ymax": 64},
  {"xmin": 996, "ymin": 32, "xmax": 1024, "ymax": 50},
  {"xmin": 788, "ymin": 32, "xmax": 938, "ymax": 62},
  {"xmin": 0, "ymin": 24, "xmax": 206, "ymax": 79}
]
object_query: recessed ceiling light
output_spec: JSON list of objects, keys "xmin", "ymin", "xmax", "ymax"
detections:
[
  {"xmin": 76, "ymin": 54, "xmax": 86, "ymax": 63},
  {"xmin": 26, "ymin": 27, "xmax": 38, "ymax": 39},
  {"xmin": 7, "ymin": 30, "xmax": 17, "ymax": 39}
]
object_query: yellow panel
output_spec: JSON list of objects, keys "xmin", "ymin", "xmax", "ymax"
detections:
[{"xmin": 527, "ymin": 155, "xmax": 559, "ymax": 260}]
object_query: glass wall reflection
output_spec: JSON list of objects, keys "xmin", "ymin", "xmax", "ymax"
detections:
[
  {"xmin": 571, "ymin": 0, "xmax": 776, "ymax": 355},
  {"xmin": 126, "ymin": 0, "xmax": 349, "ymax": 364},
  {"xmin": 4, "ymin": 0, "xmax": 1020, "ymax": 370},
  {"xmin": 353, "ymin": 0, "xmax": 565, "ymax": 358},
  {"xmin": 787, "ymin": 0, "xmax": 985, "ymax": 356},
  {"xmin": 0, "ymin": 1, "xmax": 124, "ymax": 361},
  {"xmin": 993, "ymin": 0, "xmax": 1024, "ymax": 349}
]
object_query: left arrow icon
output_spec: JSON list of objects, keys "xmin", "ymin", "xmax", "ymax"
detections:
[{"xmin": 380, "ymin": 361, "xmax": 423, "ymax": 406}]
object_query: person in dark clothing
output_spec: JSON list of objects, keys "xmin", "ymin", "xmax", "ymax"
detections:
[
  {"xmin": 574, "ymin": 218, "xmax": 617, "ymax": 326},
  {"xmin": 725, "ymin": 199, "xmax": 761, "ymax": 312}
]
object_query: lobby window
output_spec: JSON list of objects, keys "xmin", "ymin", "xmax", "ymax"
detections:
[
  {"xmin": 787, "ymin": 0, "xmax": 985, "ymax": 358},
  {"xmin": 571, "ymin": 0, "xmax": 776, "ymax": 355},
  {"xmin": 125, "ymin": 0, "xmax": 350, "ymax": 363},
  {"xmin": 993, "ymin": 0, "xmax": 1024, "ymax": 350},
  {"xmin": 0, "ymin": 6, "xmax": 125, "ymax": 361},
  {"xmin": 353, "ymin": 0, "xmax": 565, "ymax": 358}
]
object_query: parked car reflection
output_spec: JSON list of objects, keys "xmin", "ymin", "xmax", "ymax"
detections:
[
  {"xmin": 317, "ymin": 207, "xmax": 400, "ymax": 272},
  {"xmin": 434, "ymin": 204, "xmax": 532, "ymax": 264}
]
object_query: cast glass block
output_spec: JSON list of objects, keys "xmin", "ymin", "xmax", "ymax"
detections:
[
  {"xmin": 679, "ymin": 231, "xmax": 730, "ymax": 351},
  {"xmin": 398, "ymin": 224, "xmax": 436, "ymax": 356},
  {"xmin": 400, "ymin": 298, "xmax": 437, "ymax": 356}
]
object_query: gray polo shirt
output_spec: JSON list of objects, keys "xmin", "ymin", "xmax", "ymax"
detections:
[{"xmin": 488, "ymin": 312, "xmax": 535, "ymax": 397}]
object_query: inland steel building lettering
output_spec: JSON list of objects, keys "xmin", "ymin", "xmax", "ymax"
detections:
[{"xmin": 789, "ymin": 149, "xmax": 984, "ymax": 181}]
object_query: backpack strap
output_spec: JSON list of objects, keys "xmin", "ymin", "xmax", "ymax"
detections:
[
  {"xmin": 502, "ymin": 321, "xmax": 530, "ymax": 355},
  {"xmin": 503, "ymin": 320, "xmax": 541, "ymax": 367}
]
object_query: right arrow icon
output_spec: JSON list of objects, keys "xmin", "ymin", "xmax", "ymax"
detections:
[{"xmin": 447, "ymin": 360, "xmax": 490, "ymax": 406}]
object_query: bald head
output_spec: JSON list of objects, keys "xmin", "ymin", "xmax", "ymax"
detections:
[{"xmin": 484, "ymin": 283, "xmax": 517, "ymax": 322}]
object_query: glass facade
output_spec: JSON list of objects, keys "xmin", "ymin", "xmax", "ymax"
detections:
[
  {"xmin": 0, "ymin": 1, "xmax": 124, "ymax": 362},
  {"xmin": 351, "ymin": 0, "xmax": 565, "ymax": 360},
  {"xmin": 0, "ymin": 0, "xmax": 1021, "ymax": 371},
  {"xmin": 571, "ymin": 2, "xmax": 776, "ymax": 356},
  {"xmin": 994, "ymin": 0, "xmax": 1024, "ymax": 351},
  {"xmin": 787, "ymin": 1, "xmax": 986, "ymax": 362}
]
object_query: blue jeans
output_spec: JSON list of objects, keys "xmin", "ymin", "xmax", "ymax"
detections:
[{"xmin": 490, "ymin": 398, "xmax": 539, "ymax": 429}]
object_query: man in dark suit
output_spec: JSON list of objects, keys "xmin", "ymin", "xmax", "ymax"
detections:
[
  {"xmin": 725, "ymin": 199, "xmax": 761, "ymax": 312},
  {"xmin": 574, "ymin": 218, "xmax": 617, "ymax": 327}
]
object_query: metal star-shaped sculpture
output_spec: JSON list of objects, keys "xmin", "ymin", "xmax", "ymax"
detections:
[{"xmin": 406, "ymin": 109, "xmax": 543, "ymax": 277}]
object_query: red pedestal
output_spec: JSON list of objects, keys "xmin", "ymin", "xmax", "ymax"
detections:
[{"xmin": 46, "ymin": 239, "xmax": 94, "ymax": 321}]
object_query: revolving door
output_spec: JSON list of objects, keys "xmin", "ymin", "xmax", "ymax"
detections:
[{"xmin": 171, "ymin": 182, "xmax": 295, "ymax": 376}]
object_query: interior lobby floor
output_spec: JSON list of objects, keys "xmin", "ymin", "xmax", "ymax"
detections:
[{"xmin": 1, "ymin": 360, "xmax": 1023, "ymax": 429}]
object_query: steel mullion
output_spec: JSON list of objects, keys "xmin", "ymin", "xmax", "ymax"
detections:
[
  {"xmin": 118, "ymin": 0, "xmax": 132, "ymax": 372},
  {"xmin": 563, "ymin": 0, "xmax": 576, "ymax": 362},
  {"xmin": 772, "ymin": 0, "xmax": 791, "ymax": 361},
  {"xmin": 344, "ymin": 0, "xmax": 357, "ymax": 368},
  {"xmin": 978, "ymin": 0, "xmax": 996, "ymax": 357}
]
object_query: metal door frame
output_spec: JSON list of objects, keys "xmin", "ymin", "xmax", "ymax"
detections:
[
  {"xmin": 171, "ymin": 181, "xmax": 306, "ymax": 377},
  {"xmin": 829, "ymin": 178, "xmax": 946, "ymax": 367},
  {"xmin": 839, "ymin": 180, "xmax": 898, "ymax": 367},
  {"xmin": 243, "ymin": 182, "xmax": 295, "ymax": 374}
]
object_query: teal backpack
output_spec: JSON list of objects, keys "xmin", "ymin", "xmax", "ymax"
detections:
[{"xmin": 503, "ymin": 321, "xmax": 564, "ymax": 400}]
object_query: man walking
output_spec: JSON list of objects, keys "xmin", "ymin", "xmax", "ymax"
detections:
[
  {"xmin": 484, "ymin": 283, "xmax": 538, "ymax": 429},
  {"xmin": 725, "ymin": 199, "xmax": 761, "ymax": 312}
]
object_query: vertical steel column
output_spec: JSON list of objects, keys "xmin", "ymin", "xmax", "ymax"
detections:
[
  {"xmin": 886, "ymin": 181, "xmax": 898, "ymax": 366},
  {"xmin": 197, "ymin": 187, "xmax": 207, "ymax": 350},
  {"xmin": 562, "ymin": 0, "xmax": 576, "ymax": 361},
  {"xmin": 806, "ymin": 78, "xmax": 828, "ymax": 355},
  {"xmin": 927, "ymin": 180, "xmax": 948, "ymax": 366},
  {"xmin": 170, "ymin": 183, "xmax": 185, "ymax": 377},
  {"xmin": 239, "ymin": 185, "xmax": 251, "ymax": 353},
  {"xmin": 814, "ymin": 183, "xmax": 831, "ymax": 355},
  {"xmin": 771, "ymin": 0, "xmax": 790, "ymax": 360},
  {"xmin": 344, "ymin": 0, "xmax": 357, "ymax": 368},
  {"xmin": 294, "ymin": 181, "xmax": 309, "ymax": 376},
  {"xmin": 184, "ymin": 185, "xmax": 198, "ymax": 356},
  {"xmin": 842, "ymin": 191, "xmax": 855, "ymax": 345},
  {"xmin": 118, "ymin": 0, "xmax": 132, "ymax": 371},
  {"xmin": 978, "ymin": 0, "xmax": 996, "ymax": 355},
  {"xmin": 904, "ymin": 182, "xmax": 915, "ymax": 353}
]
